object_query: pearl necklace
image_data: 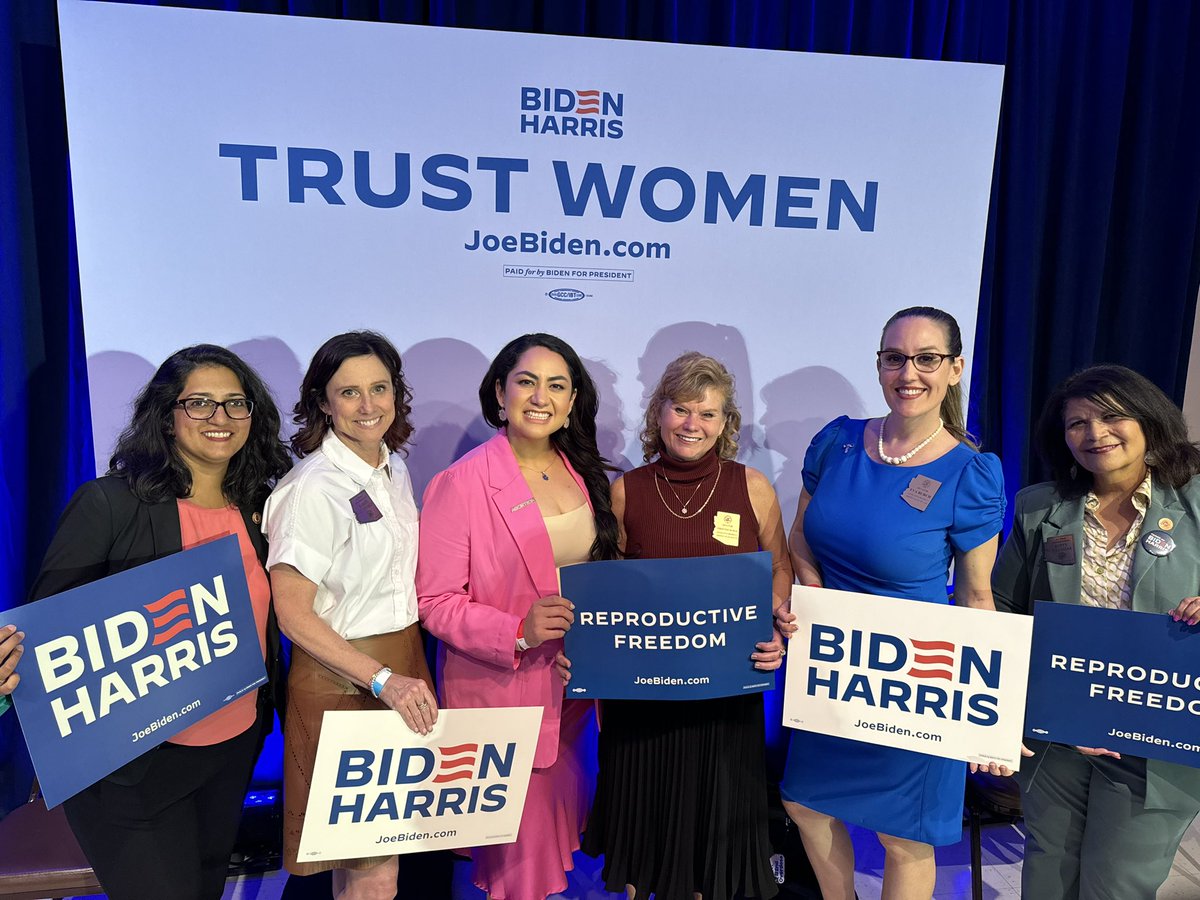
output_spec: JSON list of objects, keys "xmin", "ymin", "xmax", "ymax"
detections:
[{"xmin": 878, "ymin": 416, "xmax": 943, "ymax": 465}]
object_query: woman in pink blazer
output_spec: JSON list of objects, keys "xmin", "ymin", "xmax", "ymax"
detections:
[{"xmin": 416, "ymin": 333, "xmax": 620, "ymax": 900}]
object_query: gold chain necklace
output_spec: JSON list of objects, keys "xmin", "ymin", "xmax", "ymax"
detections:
[{"xmin": 653, "ymin": 461, "xmax": 722, "ymax": 519}]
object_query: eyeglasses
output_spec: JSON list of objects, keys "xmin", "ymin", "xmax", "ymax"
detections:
[
  {"xmin": 173, "ymin": 398, "xmax": 254, "ymax": 420},
  {"xmin": 876, "ymin": 350, "xmax": 957, "ymax": 373}
]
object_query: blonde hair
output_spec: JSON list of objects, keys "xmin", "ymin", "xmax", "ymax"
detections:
[{"xmin": 640, "ymin": 352, "xmax": 742, "ymax": 461}]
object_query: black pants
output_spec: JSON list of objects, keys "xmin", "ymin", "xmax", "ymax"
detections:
[{"xmin": 63, "ymin": 712, "xmax": 265, "ymax": 900}]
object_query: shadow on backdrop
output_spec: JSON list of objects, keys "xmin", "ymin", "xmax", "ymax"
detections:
[
  {"xmin": 758, "ymin": 365, "xmax": 866, "ymax": 778},
  {"xmin": 583, "ymin": 356, "xmax": 633, "ymax": 474},
  {"xmin": 229, "ymin": 337, "xmax": 305, "ymax": 442},
  {"xmin": 85, "ymin": 351, "xmax": 156, "ymax": 477},
  {"xmin": 402, "ymin": 338, "xmax": 492, "ymax": 504}
]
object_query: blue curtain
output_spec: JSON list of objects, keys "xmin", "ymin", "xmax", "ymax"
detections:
[{"xmin": 2, "ymin": 0, "xmax": 1198, "ymax": 810}]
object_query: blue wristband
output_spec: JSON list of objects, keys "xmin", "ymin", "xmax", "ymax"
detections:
[{"xmin": 370, "ymin": 666, "xmax": 392, "ymax": 699}]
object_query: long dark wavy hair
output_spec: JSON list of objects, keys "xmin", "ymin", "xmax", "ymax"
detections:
[
  {"xmin": 479, "ymin": 333, "xmax": 621, "ymax": 561},
  {"xmin": 1036, "ymin": 364, "xmax": 1200, "ymax": 498},
  {"xmin": 640, "ymin": 352, "xmax": 742, "ymax": 461},
  {"xmin": 291, "ymin": 331, "xmax": 414, "ymax": 458},
  {"xmin": 880, "ymin": 305, "xmax": 978, "ymax": 449},
  {"xmin": 109, "ymin": 345, "xmax": 292, "ymax": 506}
]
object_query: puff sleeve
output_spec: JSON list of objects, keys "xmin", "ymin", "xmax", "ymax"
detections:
[
  {"xmin": 949, "ymin": 452, "xmax": 1006, "ymax": 554},
  {"xmin": 801, "ymin": 416, "xmax": 850, "ymax": 496}
]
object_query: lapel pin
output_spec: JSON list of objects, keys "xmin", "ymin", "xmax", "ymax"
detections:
[
  {"xmin": 1141, "ymin": 530, "xmax": 1176, "ymax": 557},
  {"xmin": 1159, "ymin": 517, "xmax": 1174, "ymax": 531}
]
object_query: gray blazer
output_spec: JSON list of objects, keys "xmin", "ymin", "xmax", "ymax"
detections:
[{"xmin": 993, "ymin": 478, "xmax": 1200, "ymax": 811}]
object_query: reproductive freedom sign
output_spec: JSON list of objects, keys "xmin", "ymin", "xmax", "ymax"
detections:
[
  {"xmin": 1025, "ymin": 601, "xmax": 1200, "ymax": 767},
  {"xmin": 8, "ymin": 535, "xmax": 266, "ymax": 806},
  {"xmin": 783, "ymin": 586, "xmax": 1032, "ymax": 769},
  {"xmin": 298, "ymin": 707, "xmax": 542, "ymax": 860},
  {"xmin": 560, "ymin": 551, "xmax": 774, "ymax": 700}
]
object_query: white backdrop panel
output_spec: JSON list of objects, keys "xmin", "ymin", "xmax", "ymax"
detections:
[{"xmin": 59, "ymin": 0, "xmax": 1003, "ymax": 516}]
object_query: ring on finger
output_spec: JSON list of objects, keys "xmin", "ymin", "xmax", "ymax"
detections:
[{"xmin": 417, "ymin": 700, "xmax": 429, "ymax": 710}]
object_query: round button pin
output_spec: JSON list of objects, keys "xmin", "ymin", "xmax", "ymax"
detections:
[
  {"xmin": 1142, "ymin": 530, "xmax": 1176, "ymax": 557},
  {"xmin": 1159, "ymin": 517, "xmax": 1174, "ymax": 531}
]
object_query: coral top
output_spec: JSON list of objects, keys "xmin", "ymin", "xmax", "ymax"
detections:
[{"xmin": 169, "ymin": 500, "xmax": 270, "ymax": 746}]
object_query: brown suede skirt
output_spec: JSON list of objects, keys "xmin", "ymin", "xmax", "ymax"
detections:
[{"xmin": 283, "ymin": 625, "xmax": 433, "ymax": 875}]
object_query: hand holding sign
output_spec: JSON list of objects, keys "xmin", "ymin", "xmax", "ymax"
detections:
[
  {"xmin": 379, "ymin": 673, "xmax": 439, "ymax": 736},
  {"xmin": 751, "ymin": 629, "xmax": 786, "ymax": 671},
  {"xmin": 524, "ymin": 595, "xmax": 575, "ymax": 648},
  {"xmin": 0, "ymin": 624, "xmax": 23, "ymax": 696},
  {"xmin": 1170, "ymin": 596, "xmax": 1200, "ymax": 626},
  {"xmin": 553, "ymin": 650, "xmax": 572, "ymax": 684}
]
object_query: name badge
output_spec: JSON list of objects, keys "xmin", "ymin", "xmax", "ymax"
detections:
[
  {"xmin": 901, "ymin": 475, "xmax": 941, "ymax": 512},
  {"xmin": 349, "ymin": 490, "xmax": 383, "ymax": 524},
  {"xmin": 1043, "ymin": 534, "xmax": 1076, "ymax": 566},
  {"xmin": 712, "ymin": 511, "xmax": 741, "ymax": 547}
]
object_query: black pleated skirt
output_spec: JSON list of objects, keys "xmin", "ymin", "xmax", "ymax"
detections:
[{"xmin": 582, "ymin": 694, "xmax": 778, "ymax": 900}]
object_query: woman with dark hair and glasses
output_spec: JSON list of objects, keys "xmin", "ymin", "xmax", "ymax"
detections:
[
  {"xmin": 416, "ymin": 333, "xmax": 620, "ymax": 900},
  {"xmin": 779, "ymin": 307, "xmax": 1007, "ymax": 899},
  {"xmin": 263, "ymin": 330, "xmax": 437, "ymax": 899},
  {"xmin": 27, "ymin": 344, "xmax": 292, "ymax": 900},
  {"xmin": 993, "ymin": 364, "xmax": 1200, "ymax": 899}
]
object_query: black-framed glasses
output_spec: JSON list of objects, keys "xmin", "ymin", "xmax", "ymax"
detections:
[
  {"xmin": 876, "ymin": 350, "xmax": 957, "ymax": 373},
  {"xmin": 173, "ymin": 398, "xmax": 254, "ymax": 420}
]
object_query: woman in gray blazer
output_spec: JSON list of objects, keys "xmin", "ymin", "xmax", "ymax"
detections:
[{"xmin": 993, "ymin": 364, "xmax": 1200, "ymax": 899}]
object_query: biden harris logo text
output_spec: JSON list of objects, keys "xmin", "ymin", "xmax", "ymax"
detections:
[
  {"xmin": 328, "ymin": 742, "xmax": 517, "ymax": 825},
  {"xmin": 32, "ymin": 576, "xmax": 240, "ymax": 737},
  {"xmin": 805, "ymin": 625, "xmax": 1002, "ymax": 726},
  {"xmin": 520, "ymin": 86, "xmax": 624, "ymax": 139}
]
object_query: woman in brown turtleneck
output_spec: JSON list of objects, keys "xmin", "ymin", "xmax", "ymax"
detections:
[{"xmin": 581, "ymin": 351, "xmax": 793, "ymax": 900}]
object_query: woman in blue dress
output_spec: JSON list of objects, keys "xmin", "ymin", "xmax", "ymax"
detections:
[{"xmin": 780, "ymin": 306, "xmax": 1008, "ymax": 899}]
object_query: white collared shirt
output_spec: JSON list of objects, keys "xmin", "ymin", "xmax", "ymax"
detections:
[{"xmin": 263, "ymin": 431, "xmax": 419, "ymax": 640}]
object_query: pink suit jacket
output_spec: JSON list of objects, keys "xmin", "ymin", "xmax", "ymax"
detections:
[{"xmin": 416, "ymin": 432, "xmax": 591, "ymax": 767}]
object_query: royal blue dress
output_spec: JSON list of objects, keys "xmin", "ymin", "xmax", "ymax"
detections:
[{"xmin": 779, "ymin": 417, "xmax": 1005, "ymax": 845}]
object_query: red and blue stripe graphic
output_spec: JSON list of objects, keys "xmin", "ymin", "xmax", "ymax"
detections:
[
  {"xmin": 575, "ymin": 90, "xmax": 600, "ymax": 114},
  {"xmin": 143, "ymin": 589, "xmax": 194, "ymax": 646},
  {"xmin": 906, "ymin": 639, "xmax": 955, "ymax": 680},
  {"xmin": 434, "ymin": 742, "xmax": 478, "ymax": 782}
]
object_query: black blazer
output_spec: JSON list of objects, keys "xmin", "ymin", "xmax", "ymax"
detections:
[{"xmin": 29, "ymin": 476, "xmax": 287, "ymax": 751}]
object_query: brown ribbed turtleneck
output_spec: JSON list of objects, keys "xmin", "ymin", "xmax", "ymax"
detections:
[{"xmin": 622, "ymin": 451, "xmax": 758, "ymax": 559}]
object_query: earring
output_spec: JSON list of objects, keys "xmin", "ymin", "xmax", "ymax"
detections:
[
  {"xmin": 563, "ymin": 415, "xmax": 570, "ymax": 430},
  {"xmin": 1069, "ymin": 464, "xmax": 1078, "ymax": 479},
  {"xmin": 325, "ymin": 413, "xmax": 333, "ymax": 426},
  {"xmin": 498, "ymin": 409, "xmax": 507, "ymax": 422},
  {"xmin": 1145, "ymin": 451, "xmax": 1158, "ymax": 467}
]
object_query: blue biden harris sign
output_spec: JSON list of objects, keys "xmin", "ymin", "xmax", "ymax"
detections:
[{"xmin": 8, "ymin": 535, "xmax": 267, "ymax": 806}]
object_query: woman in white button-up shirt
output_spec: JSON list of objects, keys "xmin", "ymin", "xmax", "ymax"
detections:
[{"xmin": 263, "ymin": 331, "xmax": 438, "ymax": 900}]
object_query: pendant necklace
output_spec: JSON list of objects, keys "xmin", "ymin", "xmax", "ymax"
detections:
[
  {"xmin": 654, "ymin": 461, "xmax": 722, "ymax": 519},
  {"xmin": 518, "ymin": 457, "xmax": 556, "ymax": 481}
]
